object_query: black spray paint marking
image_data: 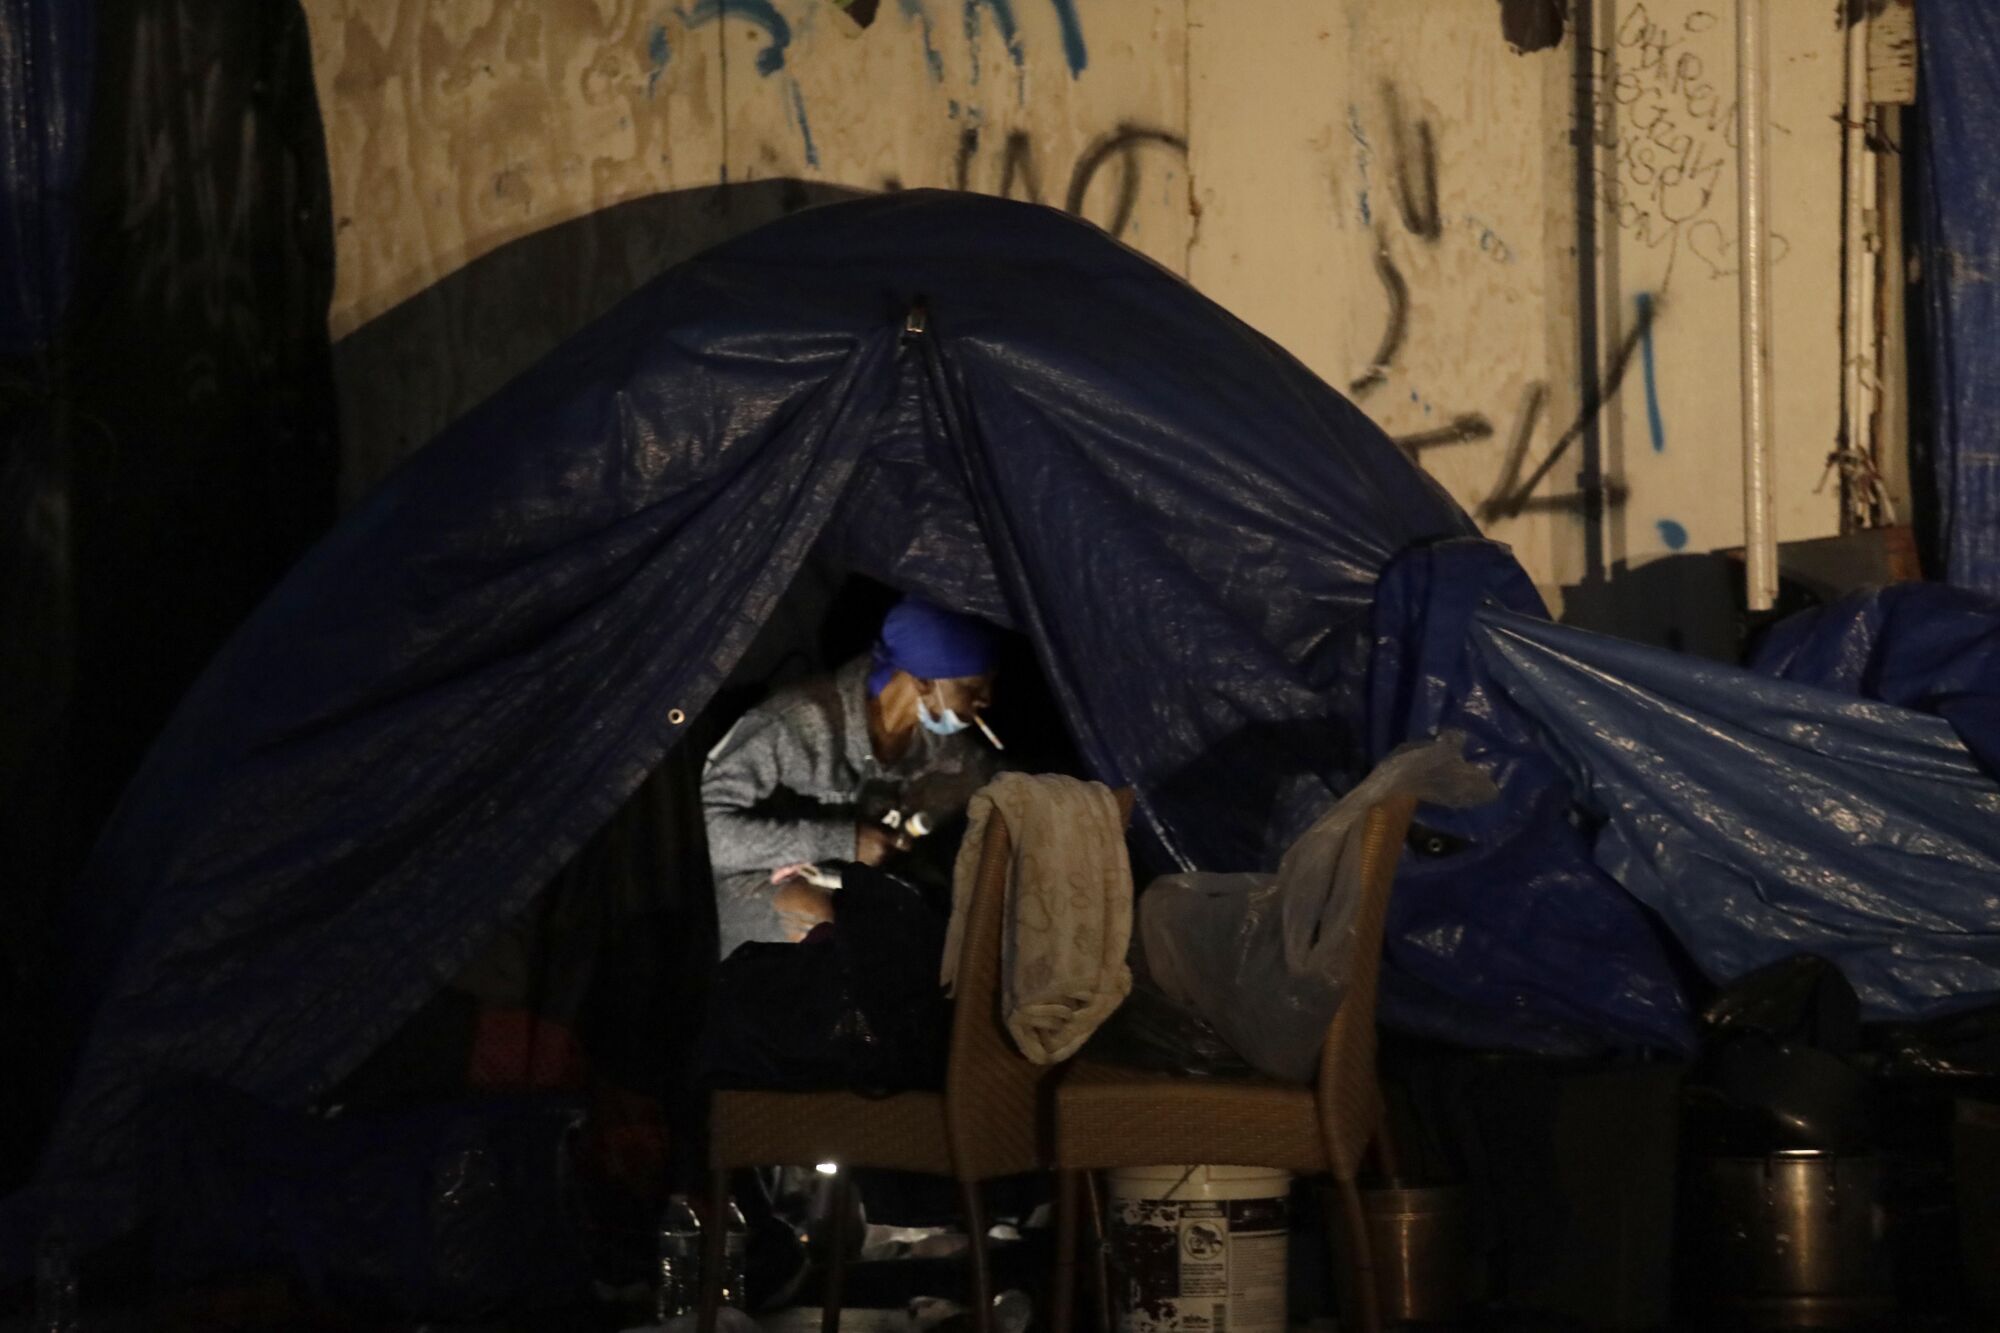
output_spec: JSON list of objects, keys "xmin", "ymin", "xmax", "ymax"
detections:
[
  {"xmin": 1637, "ymin": 291, "xmax": 1665, "ymax": 452},
  {"xmin": 1511, "ymin": 480, "xmax": 1629, "ymax": 513},
  {"xmin": 1349, "ymin": 232, "xmax": 1408, "ymax": 398},
  {"xmin": 1483, "ymin": 381, "xmax": 1549, "ymax": 519},
  {"xmin": 1064, "ymin": 124, "xmax": 1189, "ymax": 240},
  {"xmin": 943, "ymin": 123, "xmax": 1185, "ymax": 240},
  {"xmin": 1482, "ymin": 293, "xmax": 1659, "ymax": 522},
  {"xmin": 1382, "ymin": 83, "xmax": 1441, "ymax": 243},
  {"xmin": 997, "ymin": 129, "xmax": 1046, "ymax": 203},
  {"xmin": 1396, "ymin": 414, "xmax": 1495, "ymax": 456},
  {"xmin": 953, "ymin": 126, "xmax": 981, "ymax": 191}
]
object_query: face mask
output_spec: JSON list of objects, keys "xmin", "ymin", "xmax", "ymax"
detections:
[{"xmin": 917, "ymin": 697, "xmax": 972, "ymax": 736}]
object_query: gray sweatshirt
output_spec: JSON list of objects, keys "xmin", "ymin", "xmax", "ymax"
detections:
[{"xmin": 702, "ymin": 656, "xmax": 998, "ymax": 955}]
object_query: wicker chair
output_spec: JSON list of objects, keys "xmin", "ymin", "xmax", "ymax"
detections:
[
  {"xmin": 699, "ymin": 789, "xmax": 1135, "ymax": 1333},
  {"xmin": 1048, "ymin": 795, "xmax": 1419, "ymax": 1333}
]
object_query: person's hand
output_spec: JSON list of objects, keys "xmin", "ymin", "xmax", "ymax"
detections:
[
  {"xmin": 855, "ymin": 821, "xmax": 912, "ymax": 866},
  {"xmin": 773, "ymin": 881, "xmax": 835, "ymax": 942}
]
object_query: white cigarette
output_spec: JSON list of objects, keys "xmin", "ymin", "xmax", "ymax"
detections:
[{"xmin": 974, "ymin": 713, "xmax": 1005, "ymax": 750}]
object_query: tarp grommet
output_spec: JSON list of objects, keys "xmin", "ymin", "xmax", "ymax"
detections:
[{"xmin": 668, "ymin": 709, "xmax": 687, "ymax": 726}]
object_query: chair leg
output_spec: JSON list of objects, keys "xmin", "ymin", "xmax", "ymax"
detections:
[
  {"xmin": 1334, "ymin": 1174, "xmax": 1382, "ymax": 1333},
  {"xmin": 1053, "ymin": 1170, "xmax": 1081, "ymax": 1333},
  {"xmin": 1085, "ymin": 1171, "xmax": 1113, "ymax": 1333},
  {"xmin": 962, "ymin": 1179, "xmax": 994, "ymax": 1333},
  {"xmin": 821, "ymin": 1171, "xmax": 852, "ymax": 1333},
  {"xmin": 699, "ymin": 1167, "xmax": 730, "ymax": 1333}
]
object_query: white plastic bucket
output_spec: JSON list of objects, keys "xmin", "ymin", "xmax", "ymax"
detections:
[{"xmin": 1107, "ymin": 1165, "xmax": 1291, "ymax": 1333}]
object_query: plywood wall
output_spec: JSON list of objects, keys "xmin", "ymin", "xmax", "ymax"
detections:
[{"xmin": 304, "ymin": 0, "xmax": 1856, "ymax": 601}]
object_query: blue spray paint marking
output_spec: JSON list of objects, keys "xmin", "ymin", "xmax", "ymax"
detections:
[
  {"xmin": 1636, "ymin": 291, "xmax": 1666, "ymax": 454},
  {"xmin": 898, "ymin": 0, "xmax": 946, "ymax": 82},
  {"xmin": 1049, "ymin": 0, "xmax": 1087, "ymax": 75},
  {"xmin": 963, "ymin": 0, "xmax": 1025, "ymax": 85},
  {"xmin": 788, "ymin": 78, "xmax": 819, "ymax": 167},
  {"xmin": 684, "ymin": 0, "xmax": 792, "ymax": 76},
  {"xmin": 646, "ymin": 24, "xmax": 673, "ymax": 96},
  {"xmin": 1462, "ymin": 214, "xmax": 1514, "ymax": 263},
  {"xmin": 1656, "ymin": 519, "xmax": 1689, "ymax": 551}
]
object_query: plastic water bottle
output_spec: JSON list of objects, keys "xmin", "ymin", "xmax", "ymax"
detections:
[
  {"xmin": 34, "ymin": 1223, "xmax": 78, "ymax": 1333},
  {"xmin": 655, "ymin": 1193, "xmax": 703, "ymax": 1322},
  {"xmin": 721, "ymin": 1197, "xmax": 750, "ymax": 1310}
]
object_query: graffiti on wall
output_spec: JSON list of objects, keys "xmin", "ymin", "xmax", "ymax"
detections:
[
  {"xmin": 1584, "ymin": 2, "xmax": 1791, "ymax": 281},
  {"xmin": 923, "ymin": 122, "xmax": 1187, "ymax": 241},
  {"xmin": 648, "ymin": 2, "xmax": 1706, "ymax": 534},
  {"xmin": 660, "ymin": 0, "xmax": 1105, "ymax": 190},
  {"xmin": 1348, "ymin": 76, "xmax": 1651, "ymax": 524}
]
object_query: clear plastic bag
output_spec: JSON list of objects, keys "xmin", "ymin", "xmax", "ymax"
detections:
[{"xmin": 1136, "ymin": 733, "xmax": 1497, "ymax": 1082}]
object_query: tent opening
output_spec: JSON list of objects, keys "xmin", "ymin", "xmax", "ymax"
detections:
[{"xmin": 326, "ymin": 556, "xmax": 1081, "ymax": 1169}]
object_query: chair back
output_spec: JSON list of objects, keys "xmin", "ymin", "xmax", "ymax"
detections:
[
  {"xmin": 1314, "ymin": 795, "xmax": 1419, "ymax": 1180},
  {"xmin": 942, "ymin": 786, "xmax": 1134, "ymax": 1181}
]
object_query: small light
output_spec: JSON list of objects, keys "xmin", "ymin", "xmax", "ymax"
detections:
[{"xmin": 815, "ymin": 1161, "xmax": 839, "ymax": 1176}]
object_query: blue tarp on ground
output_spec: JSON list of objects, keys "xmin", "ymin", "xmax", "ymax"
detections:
[{"xmin": 1917, "ymin": 0, "xmax": 2000, "ymax": 593}]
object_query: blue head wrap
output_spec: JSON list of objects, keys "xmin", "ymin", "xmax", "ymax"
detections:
[{"xmin": 866, "ymin": 596, "xmax": 1000, "ymax": 697}]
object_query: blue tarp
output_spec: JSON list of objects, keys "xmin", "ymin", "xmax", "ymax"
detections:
[
  {"xmin": 1374, "ymin": 543, "xmax": 2000, "ymax": 1030},
  {"xmin": 1753, "ymin": 581, "xmax": 2000, "ymax": 779},
  {"xmin": 20, "ymin": 193, "xmax": 1699, "ymax": 1266},
  {"xmin": 0, "ymin": 0, "xmax": 92, "ymax": 358},
  {"xmin": 1917, "ymin": 0, "xmax": 2000, "ymax": 593},
  {"xmin": 1367, "ymin": 541, "xmax": 1696, "ymax": 1056},
  {"xmin": 20, "ymin": 191, "xmax": 2000, "ymax": 1275}
]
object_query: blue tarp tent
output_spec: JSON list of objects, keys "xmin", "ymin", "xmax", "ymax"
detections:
[
  {"xmin": 23, "ymin": 191, "xmax": 2000, "ymax": 1276},
  {"xmin": 12, "ymin": 192, "xmax": 1696, "ymax": 1265},
  {"xmin": 1917, "ymin": 0, "xmax": 2000, "ymax": 594}
]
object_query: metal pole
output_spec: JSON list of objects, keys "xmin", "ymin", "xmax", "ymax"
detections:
[
  {"xmin": 1737, "ymin": 0, "xmax": 1779, "ymax": 611},
  {"xmin": 1840, "ymin": 3, "xmax": 1878, "ymax": 530}
]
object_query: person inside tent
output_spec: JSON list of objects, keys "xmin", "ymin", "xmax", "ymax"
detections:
[{"xmin": 702, "ymin": 594, "xmax": 1005, "ymax": 956}]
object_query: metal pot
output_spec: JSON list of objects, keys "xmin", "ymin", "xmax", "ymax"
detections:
[
  {"xmin": 1344, "ymin": 1183, "xmax": 1471, "ymax": 1325},
  {"xmin": 1678, "ymin": 1151, "xmax": 1890, "ymax": 1329}
]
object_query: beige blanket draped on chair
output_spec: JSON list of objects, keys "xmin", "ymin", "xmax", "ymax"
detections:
[{"xmin": 943, "ymin": 774, "xmax": 1132, "ymax": 1064}]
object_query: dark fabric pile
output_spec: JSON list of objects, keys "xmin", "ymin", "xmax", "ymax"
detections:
[{"xmin": 697, "ymin": 864, "xmax": 953, "ymax": 1096}]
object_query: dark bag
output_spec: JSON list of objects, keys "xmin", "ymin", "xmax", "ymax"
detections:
[
  {"xmin": 1686, "ymin": 954, "xmax": 1874, "ymax": 1153},
  {"xmin": 696, "ymin": 866, "xmax": 951, "ymax": 1094}
]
